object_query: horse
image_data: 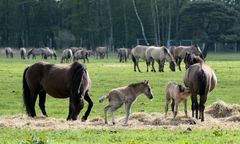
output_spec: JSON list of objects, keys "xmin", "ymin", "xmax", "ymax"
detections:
[
  {"xmin": 117, "ymin": 48, "xmax": 128, "ymax": 63},
  {"xmin": 73, "ymin": 49, "xmax": 89, "ymax": 63},
  {"xmin": 71, "ymin": 47, "xmax": 83, "ymax": 55},
  {"xmin": 20, "ymin": 48, "xmax": 27, "ymax": 59},
  {"xmin": 99, "ymin": 80, "xmax": 153, "ymax": 125},
  {"xmin": 5, "ymin": 47, "xmax": 13, "ymax": 58},
  {"xmin": 172, "ymin": 45, "xmax": 204, "ymax": 71},
  {"xmin": 184, "ymin": 62, "xmax": 217, "ymax": 121},
  {"xmin": 131, "ymin": 45, "xmax": 150, "ymax": 72},
  {"xmin": 23, "ymin": 61, "xmax": 93, "ymax": 121},
  {"xmin": 96, "ymin": 46, "xmax": 108, "ymax": 59},
  {"xmin": 42, "ymin": 47, "xmax": 57, "ymax": 60},
  {"xmin": 145, "ymin": 46, "xmax": 176, "ymax": 72},
  {"xmin": 27, "ymin": 48, "xmax": 44, "ymax": 59},
  {"xmin": 165, "ymin": 82, "xmax": 190, "ymax": 119},
  {"xmin": 60, "ymin": 49, "xmax": 73, "ymax": 63}
]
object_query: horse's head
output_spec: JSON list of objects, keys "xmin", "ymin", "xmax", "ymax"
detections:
[
  {"xmin": 184, "ymin": 52, "xmax": 204, "ymax": 69},
  {"xmin": 142, "ymin": 80, "xmax": 153, "ymax": 100}
]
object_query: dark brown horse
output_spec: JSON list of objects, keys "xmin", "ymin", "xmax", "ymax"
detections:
[
  {"xmin": 23, "ymin": 62, "xmax": 93, "ymax": 121},
  {"xmin": 172, "ymin": 45, "xmax": 204, "ymax": 71},
  {"xmin": 184, "ymin": 62, "xmax": 217, "ymax": 121}
]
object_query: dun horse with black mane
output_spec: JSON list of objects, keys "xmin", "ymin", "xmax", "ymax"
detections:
[
  {"xmin": 184, "ymin": 56, "xmax": 217, "ymax": 121},
  {"xmin": 23, "ymin": 62, "xmax": 93, "ymax": 121}
]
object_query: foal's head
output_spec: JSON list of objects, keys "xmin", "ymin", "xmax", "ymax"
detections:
[{"xmin": 142, "ymin": 80, "xmax": 153, "ymax": 100}]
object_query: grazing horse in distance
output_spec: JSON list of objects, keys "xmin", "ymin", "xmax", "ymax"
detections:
[
  {"xmin": 23, "ymin": 61, "xmax": 93, "ymax": 121},
  {"xmin": 117, "ymin": 48, "xmax": 128, "ymax": 63},
  {"xmin": 145, "ymin": 46, "xmax": 176, "ymax": 72},
  {"xmin": 5, "ymin": 47, "xmax": 13, "ymax": 58},
  {"xmin": 96, "ymin": 46, "xmax": 108, "ymax": 59},
  {"xmin": 61, "ymin": 49, "xmax": 73, "ymax": 63},
  {"xmin": 20, "ymin": 48, "xmax": 27, "ymax": 59},
  {"xmin": 172, "ymin": 45, "xmax": 204, "ymax": 71},
  {"xmin": 131, "ymin": 45, "xmax": 150, "ymax": 72},
  {"xmin": 184, "ymin": 62, "xmax": 217, "ymax": 121},
  {"xmin": 42, "ymin": 47, "xmax": 57, "ymax": 60},
  {"xmin": 99, "ymin": 80, "xmax": 153, "ymax": 125},
  {"xmin": 27, "ymin": 48, "xmax": 44, "ymax": 59},
  {"xmin": 73, "ymin": 49, "xmax": 89, "ymax": 63}
]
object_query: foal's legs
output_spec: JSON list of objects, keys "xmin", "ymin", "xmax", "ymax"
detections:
[
  {"xmin": 173, "ymin": 100, "xmax": 180, "ymax": 119},
  {"xmin": 184, "ymin": 99, "xmax": 188, "ymax": 117},
  {"xmin": 171, "ymin": 99, "xmax": 175, "ymax": 114},
  {"xmin": 164, "ymin": 98, "xmax": 171, "ymax": 118},
  {"xmin": 104, "ymin": 105, "xmax": 111, "ymax": 124},
  {"xmin": 81, "ymin": 91, "xmax": 93, "ymax": 122},
  {"xmin": 124, "ymin": 102, "xmax": 132, "ymax": 125},
  {"xmin": 39, "ymin": 91, "xmax": 48, "ymax": 117}
]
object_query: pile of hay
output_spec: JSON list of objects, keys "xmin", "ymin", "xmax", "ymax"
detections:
[{"xmin": 206, "ymin": 101, "xmax": 240, "ymax": 118}]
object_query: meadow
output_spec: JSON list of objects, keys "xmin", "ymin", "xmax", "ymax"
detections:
[{"xmin": 0, "ymin": 51, "xmax": 240, "ymax": 143}]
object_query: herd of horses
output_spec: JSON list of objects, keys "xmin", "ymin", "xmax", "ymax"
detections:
[{"xmin": 3, "ymin": 44, "xmax": 217, "ymax": 124}]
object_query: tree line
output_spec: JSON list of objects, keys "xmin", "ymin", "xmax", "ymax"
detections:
[{"xmin": 0, "ymin": 0, "xmax": 239, "ymax": 50}]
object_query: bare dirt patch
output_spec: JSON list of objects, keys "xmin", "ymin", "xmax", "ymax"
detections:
[{"xmin": 0, "ymin": 101, "xmax": 239, "ymax": 130}]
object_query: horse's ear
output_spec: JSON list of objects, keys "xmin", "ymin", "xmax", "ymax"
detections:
[
  {"xmin": 178, "ymin": 85, "xmax": 184, "ymax": 92},
  {"xmin": 144, "ymin": 80, "xmax": 149, "ymax": 84}
]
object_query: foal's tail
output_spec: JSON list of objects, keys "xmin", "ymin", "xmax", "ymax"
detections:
[
  {"xmin": 99, "ymin": 96, "xmax": 108, "ymax": 103},
  {"xmin": 22, "ymin": 67, "xmax": 31, "ymax": 116}
]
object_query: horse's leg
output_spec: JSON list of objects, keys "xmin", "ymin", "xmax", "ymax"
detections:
[
  {"xmin": 199, "ymin": 94, "xmax": 207, "ymax": 121},
  {"xmin": 81, "ymin": 91, "xmax": 93, "ymax": 122},
  {"xmin": 164, "ymin": 98, "xmax": 170, "ymax": 118},
  {"xmin": 136, "ymin": 60, "xmax": 141, "ymax": 72},
  {"xmin": 39, "ymin": 91, "xmax": 48, "ymax": 117},
  {"xmin": 67, "ymin": 95, "xmax": 84, "ymax": 120},
  {"xmin": 178, "ymin": 58, "xmax": 182, "ymax": 71},
  {"xmin": 151, "ymin": 59, "xmax": 156, "ymax": 72},
  {"xmin": 184, "ymin": 99, "xmax": 188, "ymax": 118},
  {"xmin": 104, "ymin": 105, "xmax": 111, "ymax": 124},
  {"xmin": 171, "ymin": 99, "xmax": 175, "ymax": 114},
  {"xmin": 146, "ymin": 60, "xmax": 149, "ymax": 72},
  {"xmin": 124, "ymin": 102, "xmax": 132, "ymax": 125},
  {"xmin": 29, "ymin": 91, "xmax": 38, "ymax": 117},
  {"xmin": 173, "ymin": 100, "xmax": 180, "ymax": 119},
  {"xmin": 191, "ymin": 93, "xmax": 198, "ymax": 119},
  {"xmin": 110, "ymin": 103, "xmax": 122, "ymax": 125}
]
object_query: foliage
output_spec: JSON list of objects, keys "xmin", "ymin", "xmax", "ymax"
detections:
[
  {"xmin": 19, "ymin": 132, "xmax": 50, "ymax": 144},
  {"xmin": 0, "ymin": 0, "xmax": 240, "ymax": 49}
]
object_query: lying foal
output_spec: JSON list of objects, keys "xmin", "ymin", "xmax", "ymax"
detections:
[
  {"xmin": 165, "ymin": 82, "xmax": 190, "ymax": 119},
  {"xmin": 99, "ymin": 80, "xmax": 153, "ymax": 125}
]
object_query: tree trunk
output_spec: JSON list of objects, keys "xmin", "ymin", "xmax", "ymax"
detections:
[
  {"xmin": 107, "ymin": 0, "xmax": 113, "ymax": 51},
  {"xmin": 154, "ymin": 0, "xmax": 161, "ymax": 45},
  {"xmin": 151, "ymin": 0, "xmax": 158, "ymax": 45},
  {"xmin": 132, "ymin": 0, "xmax": 149, "ymax": 45},
  {"xmin": 123, "ymin": 2, "xmax": 128, "ymax": 47},
  {"xmin": 167, "ymin": 2, "xmax": 172, "ymax": 47}
]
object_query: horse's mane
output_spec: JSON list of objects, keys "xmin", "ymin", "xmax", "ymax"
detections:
[
  {"xmin": 27, "ymin": 48, "xmax": 33, "ymax": 55},
  {"xmin": 128, "ymin": 82, "xmax": 144, "ymax": 88},
  {"xmin": 70, "ymin": 62, "xmax": 86, "ymax": 95},
  {"xmin": 163, "ymin": 46, "xmax": 174, "ymax": 62}
]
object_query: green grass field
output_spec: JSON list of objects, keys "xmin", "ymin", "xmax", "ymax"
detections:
[{"xmin": 0, "ymin": 52, "xmax": 240, "ymax": 143}]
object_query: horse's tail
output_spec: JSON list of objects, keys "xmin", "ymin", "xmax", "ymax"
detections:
[
  {"xmin": 23, "ymin": 67, "xmax": 31, "ymax": 116},
  {"xmin": 131, "ymin": 54, "xmax": 136, "ymax": 64},
  {"xmin": 198, "ymin": 68, "xmax": 207, "ymax": 96},
  {"xmin": 99, "ymin": 96, "xmax": 108, "ymax": 103}
]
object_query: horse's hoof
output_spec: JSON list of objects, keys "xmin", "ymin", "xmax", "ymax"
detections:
[
  {"xmin": 112, "ymin": 122, "xmax": 115, "ymax": 125},
  {"xmin": 81, "ymin": 116, "xmax": 87, "ymax": 122}
]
